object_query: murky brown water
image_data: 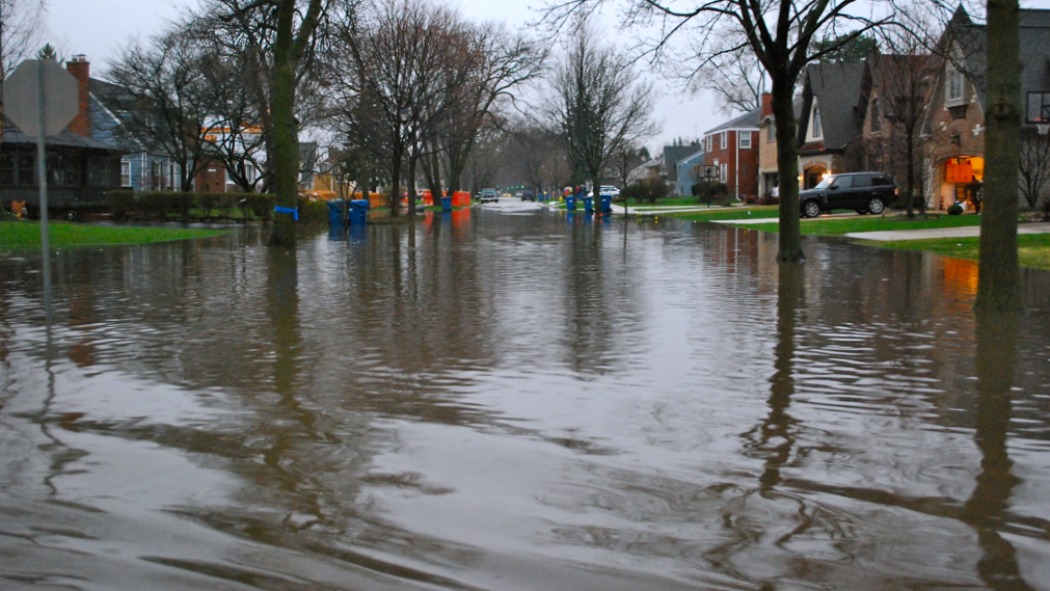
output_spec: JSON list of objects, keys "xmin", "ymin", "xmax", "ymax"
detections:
[{"xmin": 2, "ymin": 208, "xmax": 1050, "ymax": 590}]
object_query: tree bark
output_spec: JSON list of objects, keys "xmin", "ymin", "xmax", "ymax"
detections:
[
  {"xmin": 267, "ymin": 0, "xmax": 303, "ymax": 248},
  {"xmin": 771, "ymin": 74, "xmax": 804, "ymax": 263},
  {"xmin": 976, "ymin": 0, "xmax": 1022, "ymax": 310}
]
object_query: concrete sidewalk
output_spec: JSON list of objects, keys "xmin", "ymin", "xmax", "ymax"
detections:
[{"xmin": 845, "ymin": 222, "xmax": 1050, "ymax": 242}]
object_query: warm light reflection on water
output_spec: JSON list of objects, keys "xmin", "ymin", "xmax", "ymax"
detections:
[{"xmin": 1, "ymin": 211, "xmax": 1049, "ymax": 590}]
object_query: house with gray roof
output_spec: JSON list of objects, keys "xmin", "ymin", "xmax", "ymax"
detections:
[
  {"xmin": 1, "ymin": 56, "xmax": 124, "ymax": 215},
  {"xmin": 90, "ymin": 73, "xmax": 182, "ymax": 193},
  {"xmin": 796, "ymin": 61, "xmax": 870, "ymax": 189}
]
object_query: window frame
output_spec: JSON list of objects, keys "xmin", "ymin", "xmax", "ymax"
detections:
[
  {"xmin": 809, "ymin": 102, "xmax": 823, "ymax": 141},
  {"xmin": 945, "ymin": 62, "xmax": 965, "ymax": 106}
]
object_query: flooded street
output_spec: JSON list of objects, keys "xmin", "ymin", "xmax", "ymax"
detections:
[{"xmin": 2, "ymin": 206, "xmax": 1050, "ymax": 590}]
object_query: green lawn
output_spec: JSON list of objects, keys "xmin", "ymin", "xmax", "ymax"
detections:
[
  {"xmin": 683, "ymin": 210, "xmax": 1050, "ymax": 270},
  {"xmin": 0, "ymin": 221, "xmax": 230, "ymax": 252},
  {"xmin": 882, "ymin": 233, "xmax": 1050, "ymax": 270}
]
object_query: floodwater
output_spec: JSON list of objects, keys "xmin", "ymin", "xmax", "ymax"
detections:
[{"xmin": 2, "ymin": 204, "xmax": 1050, "ymax": 591}]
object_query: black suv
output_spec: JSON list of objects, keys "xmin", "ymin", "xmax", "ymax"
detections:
[{"xmin": 799, "ymin": 172, "xmax": 898, "ymax": 218}]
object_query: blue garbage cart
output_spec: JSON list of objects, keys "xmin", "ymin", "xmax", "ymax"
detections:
[
  {"xmin": 327, "ymin": 200, "xmax": 346, "ymax": 226},
  {"xmin": 349, "ymin": 199, "xmax": 370, "ymax": 224}
]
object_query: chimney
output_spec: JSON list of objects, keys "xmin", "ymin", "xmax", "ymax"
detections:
[
  {"xmin": 65, "ymin": 54, "xmax": 90, "ymax": 137},
  {"xmin": 761, "ymin": 92, "xmax": 773, "ymax": 119}
]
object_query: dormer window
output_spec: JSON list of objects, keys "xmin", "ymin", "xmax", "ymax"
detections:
[
  {"xmin": 808, "ymin": 100, "xmax": 823, "ymax": 141},
  {"xmin": 870, "ymin": 98, "xmax": 882, "ymax": 132},
  {"xmin": 946, "ymin": 62, "xmax": 965, "ymax": 106}
]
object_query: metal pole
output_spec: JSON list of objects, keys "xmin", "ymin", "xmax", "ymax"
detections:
[{"xmin": 35, "ymin": 60, "xmax": 52, "ymax": 320}]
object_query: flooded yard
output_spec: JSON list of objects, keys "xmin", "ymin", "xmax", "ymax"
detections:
[{"xmin": 2, "ymin": 209, "xmax": 1049, "ymax": 590}]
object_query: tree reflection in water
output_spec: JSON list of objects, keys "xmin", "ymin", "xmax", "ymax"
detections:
[{"xmin": 965, "ymin": 310, "xmax": 1035, "ymax": 591}]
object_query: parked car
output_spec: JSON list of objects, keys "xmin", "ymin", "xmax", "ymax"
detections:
[
  {"xmin": 799, "ymin": 172, "xmax": 898, "ymax": 218},
  {"xmin": 599, "ymin": 185, "xmax": 621, "ymax": 198},
  {"xmin": 479, "ymin": 188, "xmax": 499, "ymax": 203}
]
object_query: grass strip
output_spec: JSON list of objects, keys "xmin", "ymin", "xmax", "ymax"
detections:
[
  {"xmin": 1, "ymin": 221, "xmax": 229, "ymax": 252},
  {"xmin": 668, "ymin": 205, "xmax": 780, "ymax": 221},
  {"xmin": 880, "ymin": 233, "xmax": 1050, "ymax": 270}
]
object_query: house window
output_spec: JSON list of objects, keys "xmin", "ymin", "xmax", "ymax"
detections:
[
  {"xmin": 720, "ymin": 163, "xmax": 728, "ymax": 183},
  {"xmin": 720, "ymin": 132, "xmax": 727, "ymax": 150},
  {"xmin": 0, "ymin": 155, "xmax": 13, "ymax": 186},
  {"xmin": 121, "ymin": 160, "xmax": 131, "ymax": 187},
  {"xmin": 946, "ymin": 63, "xmax": 964, "ymax": 106},
  {"xmin": 18, "ymin": 155, "xmax": 34, "ymax": 185},
  {"xmin": 1027, "ymin": 92, "xmax": 1050, "ymax": 123},
  {"xmin": 870, "ymin": 98, "xmax": 881, "ymax": 132},
  {"xmin": 767, "ymin": 125, "xmax": 776, "ymax": 143},
  {"xmin": 739, "ymin": 131, "xmax": 752, "ymax": 149},
  {"xmin": 810, "ymin": 102, "xmax": 823, "ymax": 140}
]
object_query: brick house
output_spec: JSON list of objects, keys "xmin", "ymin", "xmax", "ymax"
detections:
[
  {"xmin": 756, "ymin": 94, "xmax": 803, "ymax": 199},
  {"xmin": 703, "ymin": 105, "xmax": 761, "ymax": 200},
  {"xmin": 922, "ymin": 7, "xmax": 1050, "ymax": 211}
]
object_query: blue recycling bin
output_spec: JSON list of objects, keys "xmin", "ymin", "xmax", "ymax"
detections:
[
  {"xmin": 566, "ymin": 195, "xmax": 577, "ymax": 211},
  {"xmin": 583, "ymin": 196, "xmax": 594, "ymax": 214},
  {"xmin": 600, "ymin": 195, "xmax": 612, "ymax": 214},
  {"xmin": 326, "ymin": 200, "xmax": 345, "ymax": 226},
  {"xmin": 441, "ymin": 196, "xmax": 452, "ymax": 212},
  {"xmin": 349, "ymin": 199, "xmax": 370, "ymax": 224}
]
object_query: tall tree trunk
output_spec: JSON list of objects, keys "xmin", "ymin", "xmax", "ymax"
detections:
[
  {"xmin": 772, "ymin": 75, "xmax": 803, "ymax": 263},
  {"xmin": 267, "ymin": 0, "xmax": 302, "ymax": 248},
  {"xmin": 389, "ymin": 154, "xmax": 402, "ymax": 218},
  {"xmin": 408, "ymin": 152, "xmax": 418, "ymax": 218},
  {"xmin": 905, "ymin": 129, "xmax": 916, "ymax": 218},
  {"xmin": 976, "ymin": 0, "xmax": 1022, "ymax": 310}
]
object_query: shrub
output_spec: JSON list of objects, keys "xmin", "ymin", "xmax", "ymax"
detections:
[
  {"xmin": 622, "ymin": 178, "xmax": 672, "ymax": 204},
  {"xmin": 693, "ymin": 181, "xmax": 728, "ymax": 204},
  {"xmin": 947, "ymin": 203, "xmax": 964, "ymax": 216},
  {"xmin": 108, "ymin": 190, "xmax": 136, "ymax": 221}
]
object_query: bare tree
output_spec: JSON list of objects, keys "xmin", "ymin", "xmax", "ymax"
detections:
[
  {"xmin": 193, "ymin": 32, "xmax": 270, "ymax": 193},
  {"xmin": 550, "ymin": 18, "xmax": 655, "ymax": 203},
  {"xmin": 107, "ymin": 30, "xmax": 214, "ymax": 192},
  {"xmin": 206, "ymin": 0, "xmax": 337, "ymax": 247},
  {"xmin": 440, "ymin": 23, "xmax": 547, "ymax": 196},
  {"xmin": 608, "ymin": 143, "xmax": 646, "ymax": 190},
  {"xmin": 0, "ymin": 0, "xmax": 45, "ymax": 78},
  {"xmin": 544, "ymin": 0, "xmax": 900, "ymax": 263},
  {"xmin": 1018, "ymin": 130, "xmax": 1050, "ymax": 210},
  {"xmin": 1, "ymin": 0, "xmax": 46, "ymax": 139},
  {"xmin": 868, "ymin": 25, "xmax": 934, "ymax": 217}
]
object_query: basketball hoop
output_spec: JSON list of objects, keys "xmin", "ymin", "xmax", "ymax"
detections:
[{"xmin": 1038, "ymin": 122, "xmax": 1050, "ymax": 136}]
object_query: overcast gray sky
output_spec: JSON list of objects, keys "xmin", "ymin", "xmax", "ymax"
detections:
[{"xmin": 43, "ymin": 0, "xmax": 1050, "ymax": 154}]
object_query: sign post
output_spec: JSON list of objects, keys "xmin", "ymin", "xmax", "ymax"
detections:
[{"xmin": 3, "ymin": 59, "xmax": 80, "ymax": 318}]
